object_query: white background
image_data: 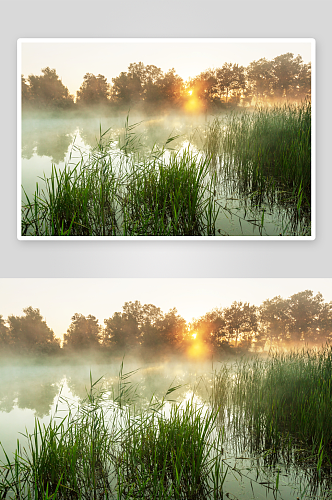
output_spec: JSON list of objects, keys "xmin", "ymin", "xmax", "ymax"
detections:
[{"xmin": 0, "ymin": 0, "xmax": 331, "ymax": 278}]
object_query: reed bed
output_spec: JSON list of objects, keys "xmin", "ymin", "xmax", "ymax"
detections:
[
  {"xmin": 21, "ymin": 125, "xmax": 219, "ymax": 236},
  {"xmin": 0, "ymin": 370, "xmax": 225, "ymax": 499},
  {"xmin": 1, "ymin": 349, "xmax": 332, "ymax": 499},
  {"xmin": 204, "ymin": 101, "xmax": 311, "ymax": 231},
  {"xmin": 212, "ymin": 345, "xmax": 332, "ymax": 468}
]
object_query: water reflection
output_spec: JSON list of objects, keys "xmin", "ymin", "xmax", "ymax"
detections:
[
  {"xmin": 22, "ymin": 119, "xmax": 77, "ymax": 164},
  {"xmin": 0, "ymin": 366, "xmax": 63, "ymax": 417},
  {"xmin": 21, "ymin": 114, "xmax": 204, "ymax": 164},
  {"xmin": 0, "ymin": 361, "xmax": 212, "ymax": 417}
]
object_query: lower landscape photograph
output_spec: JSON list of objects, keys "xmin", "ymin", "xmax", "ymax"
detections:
[{"xmin": 0, "ymin": 277, "xmax": 331, "ymax": 499}]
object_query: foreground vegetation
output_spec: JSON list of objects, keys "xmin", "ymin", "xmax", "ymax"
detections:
[
  {"xmin": 1, "ymin": 347, "xmax": 332, "ymax": 499},
  {"xmin": 21, "ymin": 102, "xmax": 311, "ymax": 237},
  {"xmin": 213, "ymin": 346, "xmax": 332, "ymax": 465},
  {"xmin": 0, "ymin": 368, "xmax": 226, "ymax": 499},
  {"xmin": 204, "ymin": 101, "xmax": 311, "ymax": 234},
  {"xmin": 21, "ymin": 120, "xmax": 219, "ymax": 236}
]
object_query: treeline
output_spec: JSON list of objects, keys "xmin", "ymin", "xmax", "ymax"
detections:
[
  {"xmin": 21, "ymin": 53, "xmax": 311, "ymax": 115},
  {"xmin": 0, "ymin": 290, "xmax": 331, "ymax": 361}
]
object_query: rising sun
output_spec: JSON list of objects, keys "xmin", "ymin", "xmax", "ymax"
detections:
[{"xmin": 188, "ymin": 90, "xmax": 193, "ymax": 96}]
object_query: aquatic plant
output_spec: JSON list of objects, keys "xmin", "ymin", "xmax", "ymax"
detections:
[
  {"xmin": 21, "ymin": 123, "xmax": 219, "ymax": 237},
  {"xmin": 204, "ymin": 101, "xmax": 311, "ymax": 233},
  {"xmin": 0, "ymin": 369, "xmax": 225, "ymax": 499},
  {"xmin": 213, "ymin": 345, "xmax": 332, "ymax": 467}
]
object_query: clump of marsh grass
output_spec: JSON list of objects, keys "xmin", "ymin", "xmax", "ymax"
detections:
[
  {"xmin": 204, "ymin": 101, "xmax": 311, "ymax": 233},
  {"xmin": 0, "ymin": 366, "xmax": 226, "ymax": 499},
  {"xmin": 116, "ymin": 401, "xmax": 225, "ymax": 499},
  {"xmin": 121, "ymin": 150, "xmax": 218, "ymax": 236},
  {"xmin": 213, "ymin": 345, "xmax": 332, "ymax": 468},
  {"xmin": 21, "ymin": 119, "xmax": 219, "ymax": 237}
]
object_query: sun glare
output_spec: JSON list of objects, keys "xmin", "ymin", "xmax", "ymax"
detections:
[
  {"xmin": 187, "ymin": 333, "xmax": 210, "ymax": 359},
  {"xmin": 188, "ymin": 90, "xmax": 193, "ymax": 96}
]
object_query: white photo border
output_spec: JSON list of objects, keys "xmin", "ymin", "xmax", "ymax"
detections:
[{"xmin": 17, "ymin": 38, "xmax": 316, "ymax": 241}]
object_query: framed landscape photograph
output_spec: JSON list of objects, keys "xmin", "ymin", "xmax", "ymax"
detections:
[
  {"xmin": 18, "ymin": 38, "xmax": 315, "ymax": 239},
  {"xmin": 0, "ymin": 277, "xmax": 331, "ymax": 497}
]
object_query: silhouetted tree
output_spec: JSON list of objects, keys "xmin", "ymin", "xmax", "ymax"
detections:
[
  {"xmin": 63, "ymin": 314, "xmax": 101, "ymax": 351},
  {"xmin": 157, "ymin": 69, "xmax": 184, "ymax": 108},
  {"xmin": 190, "ymin": 309, "xmax": 228, "ymax": 354},
  {"xmin": 103, "ymin": 301, "xmax": 187, "ymax": 357},
  {"xmin": 111, "ymin": 63, "xmax": 184, "ymax": 112},
  {"xmin": 111, "ymin": 71, "xmax": 142, "ymax": 107},
  {"xmin": 246, "ymin": 58, "xmax": 274, "ymax": 104},
  {"xmin": 22, "ymin": 54, "xmax": 311, "ymax": 118},
  {"xmin": 286, "ymin": 290, "xmax": 330, "ymax": 344},
  {"xmin": 216, "ymin": 63, "xmax": 246, "ymax": 105},
  {"xmin": 245, "ymin": 54, "xmax": 311, "ymax": 104},
  {"xmin": 317, "ymin": 300, "xmax": 332, "ymax": 342},
  {"xmin": 271, "ymin": 53, "xmax": 304, "ymax": 100},
  {"xmin": 140, "ymin": 306, "xmax": 188, "ymax": 356},
  {"xmin": 103, "ymin": 302, "xmax": 142, "ymax": 354},
  {"xmin": 128, "ymin": 63, "xmax": 163, "ymax": 101},
  {"xmin": 111, "ymin": 62, "xmax": 163, "ymax": 108},
  {"xmin": 21, "ymin": 75, "xmax": 31, "ymax": 110},
  {"xmin": 259, "ymin": 295, "xmax": 290, "ymax": 348},
  {"xmin": 26, "ymin": 67, "xmax": 74, "ymax": 111},
  {"xmin": 137, "ymin": 303, "xmax": 164, "ymax": 353},
  {"xmin": 223, "ymin": 301, "xmax": 258, "ymax": 349},
  {"xmin": 156, "ymin": 307, "xmax": 187, "ymax": 354},
  {"xmin": 7, "ymin": 307, "xmax": 60, "ymax": 355},
  {"xmin": 187, "ymin": 69, "xmax": 218, "ymax": 112},
  {"xmin": 0, "ymin": 315, "xmax": 9, "ymax": 354},
  {"xmin": 259, "ymin": 291, "xmax": 332, "ymax": 348},
  {"xmin": 76, "ymin": 73, "xmax": 110, "ymax": 107},
  {"xmin": 292, "ymin": 62, "xmax": 311, "ymax": 101}
]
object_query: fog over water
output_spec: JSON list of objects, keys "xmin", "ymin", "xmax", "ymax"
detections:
[
  {"xmin": 21, "ymin": 112, "xmax": 205, "ymax": 197},
  {"xmin": 0, "ymin": 357, "xmax": 214, "ymax": 457}
]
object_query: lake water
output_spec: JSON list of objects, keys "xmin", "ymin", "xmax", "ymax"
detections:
[
  {"xmin": 21, "ymin": 113, "xmax": 308, "ymax": 237},
  {"xmin": 0, "ymin": 361, "xmax": 328, "ymax": 499}
]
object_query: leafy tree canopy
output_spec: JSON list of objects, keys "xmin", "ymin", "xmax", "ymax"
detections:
[
  {"xmin": 24, "ymin": 67, "xmax": 74, "ymax": 111},
  {"xmin": 7, "ymin": 306, "xmax": 60, "ymax": 355},
  {"xmin": 63, "ymin": 313, "xmax": 101, "ymax": 351},
  {"xmin": 76, "ymin": 73, "xmax": 110, "ymax": 106}
]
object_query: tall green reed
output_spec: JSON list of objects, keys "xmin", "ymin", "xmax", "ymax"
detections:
[
  {"xmin": 0, "ymin": 366, "xmax": 226, "ymax": 499},
  {"xmin": 204, "ymin": 101, "xmax": 311, "ymax": 230},
  {"xmin": 21, "ymin": 119, "xmax": 219, "ymax": 237},
  {"xmin": 212, "ymin": 345, "xmax": 332, "ymax": 465}
]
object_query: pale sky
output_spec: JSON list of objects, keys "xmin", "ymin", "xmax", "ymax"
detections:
[
  {"xmin": 20, "ymin": 39, "xmax": 313, "ymax": 97},
  {"xmin": 0, "ymin": 278, "xmax": 329, "ymax": 340}
]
